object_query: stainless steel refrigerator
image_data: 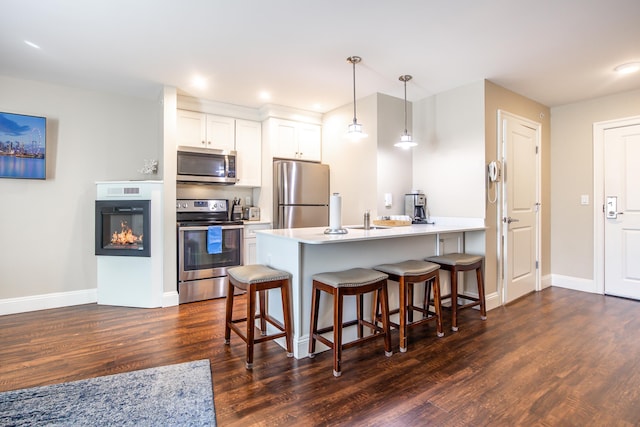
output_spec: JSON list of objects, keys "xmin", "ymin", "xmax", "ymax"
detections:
[{"xmin": 273, "ymin": 159, "xmax": 330, "ymax": 229}]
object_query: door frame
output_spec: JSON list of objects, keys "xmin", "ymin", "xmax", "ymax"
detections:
[
  {"xmin": 497, "ymin": 110, "xmax": 542, "ymax": 305},
  {"xmin": 593, "ymin": 115, "xmax": 640, "ymax": 294}
]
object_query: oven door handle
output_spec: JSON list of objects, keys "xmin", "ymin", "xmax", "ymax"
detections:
[{"xmin": 178, "ymin": 224, "xmax": 244, "ymax": 231}]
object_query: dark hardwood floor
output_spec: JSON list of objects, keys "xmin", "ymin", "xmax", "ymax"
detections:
[{"xmin": 2, "ymin": 287, "xmax": 640, "ymax": 426}]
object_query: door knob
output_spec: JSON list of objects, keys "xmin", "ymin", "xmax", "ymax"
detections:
[{"xmin": 503, "ymin": 217, "xmax": 519, "ymax": 224}]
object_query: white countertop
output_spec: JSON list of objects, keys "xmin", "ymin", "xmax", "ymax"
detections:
[{"xmin": 255, "ymin": 219, "xmax": 485, "ymax": 245}]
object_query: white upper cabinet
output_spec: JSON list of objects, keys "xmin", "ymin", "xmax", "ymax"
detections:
[
  {"xmin": 235, "ymin": 119, "xmax": 262, "ymax": 187},
  {"xmin": 176, "ymin": 110, "xmax": 234, "ymax": 150},
  {"xmin": 206, "ymin": 115, "xmax": 235, "ymax": 151},
  {"xmin": 176, "ymin": 109, "xmax": 206, "ymax": 148},
  {"xmin": 270, "ymin": 118, "xmax": 321, "ymax": 161}
]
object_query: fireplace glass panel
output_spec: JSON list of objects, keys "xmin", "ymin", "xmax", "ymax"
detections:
[{"xmin": 95, "ymin": 200, "xmax": 150, "ymax": 257}]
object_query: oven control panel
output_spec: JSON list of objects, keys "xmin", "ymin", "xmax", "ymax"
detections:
[{"xmin": 176, "ymin": 199, "xmax": 229, "ymax": 212}]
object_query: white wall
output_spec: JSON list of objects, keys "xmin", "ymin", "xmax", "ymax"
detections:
[
  {"xmin": 376, "ymin": 93, "xmax": 413, "ymax": 217},
  {"xmin": 0, "ymin": 76, "xmax": 162, "ymax": 312},
  {"xmin": 550, "ymin": 88, "xmax": 640, "ymax": 285},
  {"xmin": 322, "ymin": 93, "xmax": 379, "ymax": 225},
  {"xmin": 322, "ymin": 93, "xmax": 411, "ymax": 225},
  {"xmin": 412, "ymin": 81, "xmax": 485, "ymax": 219}
]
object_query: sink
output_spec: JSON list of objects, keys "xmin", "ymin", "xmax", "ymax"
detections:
[{"xmin": 347, "ymin": 225, "xmax": 390, "ymax": 230}]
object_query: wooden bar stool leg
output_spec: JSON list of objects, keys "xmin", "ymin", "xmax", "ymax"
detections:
[
  {"xmin": 433, "ymin": 274, "xmax": 444, "ymax": 337},
  {"xmin": 259, "ymin": 289, "xmax": 267, "ymax": 335},
  {"xmin": 398, "ymin": 276, "xmax": 408, "ymax": 353},
  {"xmin": 357, "ymin": 294, "xmax": 364, "ymax": 339},
  {"xmin": 308, "ymin": 285, "xmax": 320, "ymax": 357},
  {"xmin": 422, "ymin": 279, "xmax": 430, "ymax": 319},
  {"xmin": 450, "ymin": 267, "xmax": 459, "ymax": 332},
  {"xmin": 477, "ymin": 265, "xmax": 487, "ymax": 320},
  {"xmin": 379, "ymin": 283, "xmax": 393, "ymax": 357},
  {"xmin": 224, "ymin": 279, "xmax": 235, "ymax": 345},
  {"xmin": 333, "ymin": 289, "xmax": 344, "ymax": 377},
  {"xmin": 246, "ymin": 285, "xmax": 257, "ymax": 369},
  {"xmin": 280, "ymin": 279, "xmax": 294, "ymax": 357}
]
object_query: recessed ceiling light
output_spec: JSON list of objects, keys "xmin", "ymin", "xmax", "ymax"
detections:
[
  {"xmin": 614, "ymin": 62, "xmax": 640, "ymax": 74},
  {"xmin": 191, "ymin": 76, "xmax": 207, "ymax": 89},
  {"xmin": 24, "ymin": 40, "xmax": 40, "ymax": 49},
  {"xmin": 259, "ymin": 91, "xmax": 271, "ymax": 101}
]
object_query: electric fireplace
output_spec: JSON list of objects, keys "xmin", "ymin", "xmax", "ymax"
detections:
[{"xmin": 95, "ymin": 180, "xmax": 164, "ymax": 308}]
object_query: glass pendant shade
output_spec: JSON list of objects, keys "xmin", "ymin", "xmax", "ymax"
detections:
[{"xmin": 395, "ymin": 131, "xmax": 417, "ymax": 149}]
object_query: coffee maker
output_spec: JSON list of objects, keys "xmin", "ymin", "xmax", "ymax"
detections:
[{"xmin": 405, "ymin": 192, "xmax": 428, "ymax": 224}]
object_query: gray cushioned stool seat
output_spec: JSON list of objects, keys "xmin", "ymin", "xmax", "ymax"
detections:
[
  {"xmin": 374, "ymin": 260, "xmax": 440, "ymax": 276},
  {"xmin": 312, "ymin": 268, "xmax": 388, "ymax": 288},
  {"xmin": 228, "ymin": 265, "xmax": 290, "ymax": 285},
  {"xmin": 425, "ymin": 253, "xmax": 483, "ymax": 266}
]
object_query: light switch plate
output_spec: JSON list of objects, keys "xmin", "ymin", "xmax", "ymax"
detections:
[
  {"xmin": 581, "ymin": 195, "xmax": 589, "ymax": 205},
  {"xmin": 384, "ymin": 193, "xmax": 392, "ymax": 207}
]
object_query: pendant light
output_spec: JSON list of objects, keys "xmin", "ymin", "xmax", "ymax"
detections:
[
  {"xmin": 346, "ymin": 56, "xmax": 367, "ymax": 140},
  {"xmin": 394, "ymin": 74, "xmax": 417, "ymax": 149}
]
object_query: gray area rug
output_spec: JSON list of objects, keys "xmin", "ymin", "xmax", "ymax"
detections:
[{"xmin": 0, "ymin": 359, "xmax": 216, "ymax": 426}]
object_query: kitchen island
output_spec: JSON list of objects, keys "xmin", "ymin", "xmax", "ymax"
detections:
[{"xmin": 255, "ymin": 219, "xmax": 485, "ymax": 358}]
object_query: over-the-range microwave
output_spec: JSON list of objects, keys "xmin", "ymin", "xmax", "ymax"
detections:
[{"xmin": 177, "ymin": 146, "xmax": 238, "ymax": 185}]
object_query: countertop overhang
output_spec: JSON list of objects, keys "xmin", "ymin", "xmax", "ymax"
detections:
[{"xmin": 255, "ymin": 218, "xmax": 485, "ymax": 245}]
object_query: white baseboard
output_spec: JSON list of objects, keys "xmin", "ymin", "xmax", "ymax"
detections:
[
  {"xmin": 163, "ymin": 292, "xmax": 179, "ymax": 307},
  {"xmin": 551, "ymin": 274, "xmax": 599, "ymax": 294},
  {"xmin": 1, "ymin": 289, "xmax": 180, "ymax": 316},
  {"xmin": 0, "ymin": 289, "xmax": 98, "ymax": 316}
]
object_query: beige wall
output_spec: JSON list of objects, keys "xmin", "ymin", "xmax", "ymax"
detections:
[
  {"xmin": 550, "ymin": 88, "xmax": 640, "ymax": 283},
  {"xmin": 0, "ymin": 76, "xmax": 162, "ymax": 306},
  {"xmin": 484, "ymin": 81, "xmax": 551, "ymax": 298}
]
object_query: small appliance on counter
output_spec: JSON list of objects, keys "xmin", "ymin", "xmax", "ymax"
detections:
[
  {"xmin": 243, "ymin": 206, "xmax": 260, "ymax": 221},
  {"xmin": 405, "ymin": 191, "xmax": 432, "ymax": 224}
]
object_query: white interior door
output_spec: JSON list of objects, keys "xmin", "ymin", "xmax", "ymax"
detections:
[
  {"xmin": 604, "ymin": 124, "xmax": 640, "ymax": 299},
  {"xmin": 500, "ymin": 112, "xmax": 540, "ymax": 304}
]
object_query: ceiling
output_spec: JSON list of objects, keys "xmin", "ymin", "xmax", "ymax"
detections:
[{"xmin": 2, "ymin": 0, "xmax": 640, "ymax": 113}]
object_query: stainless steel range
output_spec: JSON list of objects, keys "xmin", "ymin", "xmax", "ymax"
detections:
[{"xmin": 177, "ymin": 199, "xmax": 244, "ymax": 303}]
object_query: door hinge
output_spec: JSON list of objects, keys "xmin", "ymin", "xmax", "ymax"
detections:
[
  {"xmin": 536, "ymin": 146, "xmax": 539, "ymax": 154},
  {"xmin": 536, "ymin": 260, "xmax": 539, "ymax": 269}
]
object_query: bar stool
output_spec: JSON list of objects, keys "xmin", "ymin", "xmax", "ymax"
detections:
[
  {"xmin": 309, "ymin": 268, "xmax": 392, "ymax": 377},
  {"xmin": 425, "ymin": 253, "xmax": 486, "ymax": 331},
  {"xmin": 224, "ymin": 265, "xmax": 293, "ymax": 369},
  {"xmin": 373, "ymin": 260, "xmax": 444, "ymax": 352}
]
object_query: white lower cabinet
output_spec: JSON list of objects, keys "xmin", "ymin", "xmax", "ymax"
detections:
[{"xmin": 243, "ymin": 223, "xmax": 272, "ymax": 265}]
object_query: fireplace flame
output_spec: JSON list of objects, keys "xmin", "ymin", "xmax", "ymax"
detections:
[{"xmin": 110, "ymin": 220, "xmax": 143, "ymax": 245}]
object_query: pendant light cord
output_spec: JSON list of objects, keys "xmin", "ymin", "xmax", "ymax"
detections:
[
  {"xmin": 352, "ymin": 59, "xmax": 357, "ymax": 124},
  {"xmin": 403, "ymin": 78, "xmax": 408, "ymax": 134}
]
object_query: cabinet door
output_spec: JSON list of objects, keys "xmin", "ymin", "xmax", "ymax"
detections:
[
  {"xmin": 272, "ymin": 119, "xmax": 299, "ymax": 159},
  {"xmin": 206, "ymin": 115, "xmax": 235, "ymax": 151},
  {"xmin": 297, "ymin": 123, "xmax": 321, "ymax": 161},
  {"xmin": 176, "ymin": 110, "xmax": 206, "ymax": 148},
  {"xmin": 235, "ymin": 119, "xmax": 262, "ymax": 187}
]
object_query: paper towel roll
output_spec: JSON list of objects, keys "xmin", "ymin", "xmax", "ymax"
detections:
[{"xmin": 329, "ymin": 193, "xmax": 342, "ymax": 230}]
